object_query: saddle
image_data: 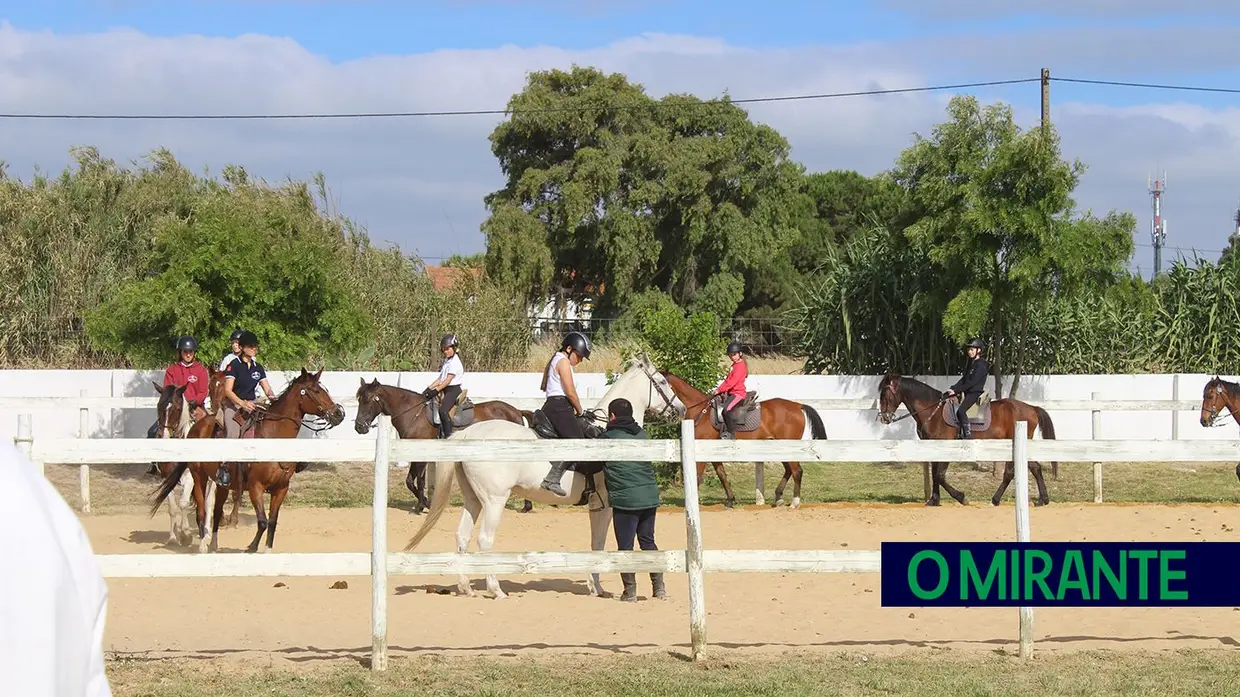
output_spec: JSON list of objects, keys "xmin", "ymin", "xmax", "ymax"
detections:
[
  {"xmin": 709, "ymin": 391, "xmax": 762, "ymax": 432},
  {"xmin": 428, "ymin": 389, "xmax": 476, "ymax": 429},
  {"xmin": 943, "ymin": 391, "xmax": 993, "ymax": 431},
  {"xmin": 231, "ymin": 405, "xmax": 264, "ymax": 439},
  {"xmin": 527, "ymin": 409, "xmax": 606, "ymax": 508}
]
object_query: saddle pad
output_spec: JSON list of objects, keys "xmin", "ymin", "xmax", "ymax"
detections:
[
  {"xmin": 710, "ymin": 396, "xmax": 762, "ymax": 433},
  {"xmin": 942, "ymin": 394, "xmax": 992, "ymax": 431}
]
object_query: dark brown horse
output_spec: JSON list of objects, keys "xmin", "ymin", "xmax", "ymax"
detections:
[
  {"xmin": 150, "ymin": 368, "xmax": 345, "ymax": 553},
  {"xmin": 1199, "ymin": 375, "xmax": 1240, "ymax": 481},
  {"xmin": 876, "ymin": 374, "xmax": 1057, "ymax": 507},
  {"xmin": 659, "ymin": 369, "xmax": 828, "ymax": 509},
  {"xmin": 352, "ymin": 378, "xmax": 534, "ymax": 514}
]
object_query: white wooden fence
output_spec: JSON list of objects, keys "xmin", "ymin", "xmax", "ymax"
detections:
[
  {"xmin": 3, "ymin": 381, "xmax": 1213, "ymax": 513},
  {"xmin": 13, "ymin": 412, "xmax": 1240, "ymax": 668}
]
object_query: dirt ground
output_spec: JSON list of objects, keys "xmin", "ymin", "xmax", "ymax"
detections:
[{"xmin": 87, "ymin": 501, "xmax": 1240, "ymax": 665}]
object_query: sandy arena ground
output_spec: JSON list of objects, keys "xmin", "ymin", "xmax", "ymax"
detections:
[{"xmin": 86, "ymin": 502, "xmax": 1240, "ymax": 664}]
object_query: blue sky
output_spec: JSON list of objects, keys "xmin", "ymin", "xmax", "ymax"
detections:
[{"xmin": 1, "ymin": 1, "xmax": 1239, "ymax": 272}]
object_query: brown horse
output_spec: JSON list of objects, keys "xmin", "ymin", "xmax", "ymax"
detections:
[
  {"xmin": 876, "ymin": 374, "xmax": 1057, "ymax": 507},
  {"xmin": 1199, "ymin": 375, "xmax": 1240, "ymax": 481},
  {"xmin": 658, "ymin": 369, "xmax": 828, "ymax": 509},
  {"xmin": 150, "ymin": 368, "xmax": 345, "ymax": 553},
  {"xmin": 150, "ymin": 367, "xmax": 239, "ymax": 546},
  {"xmin": 352, "ymin": 378, "xmax": 535, "ymax": 514}
]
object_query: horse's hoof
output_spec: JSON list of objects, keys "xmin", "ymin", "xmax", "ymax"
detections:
[
  {"xmin": 992, "ymin": 497, "xmax": 1002, "ymax": 507},
  {"xmin": 924, "ymin": 499, "xmax": 941, "ymax": 507}
]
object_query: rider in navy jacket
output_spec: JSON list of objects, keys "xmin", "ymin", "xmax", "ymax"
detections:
[{"xmin": 943, "ymin": 338, "xmax": 990, "ymax": 439}]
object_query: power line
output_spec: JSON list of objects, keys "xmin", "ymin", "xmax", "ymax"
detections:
[
  {"xmin": 0, "ymin": 78, "xmax": 1041, "ymax": 120},
  {"xmin": 1050, "ymin": 76, "xmax": 1240, "ymax": 95}
]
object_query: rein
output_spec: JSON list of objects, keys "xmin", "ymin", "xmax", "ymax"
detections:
[{"xmin": 880, "ymin": 386, "xmax": 946, "ymax": 425}]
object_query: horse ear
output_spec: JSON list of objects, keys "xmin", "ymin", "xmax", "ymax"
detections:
[
  {"xmin": 360, "ymin": 376, "xmax": 366, "ymax": 386},
  {"xmin": 152, "ymin": 380, "xmax": 163, "ymax": 395},
  {"xmin": 300, "ymin": 367, "xmax": 308, "ymax": 377},
  {"xmin": 371, "ymin": 377, "xmax": 379, "ymax": 385},
  {"xmin": 314, "ymin": 368, "xmax": 323, "ymax": 380}
]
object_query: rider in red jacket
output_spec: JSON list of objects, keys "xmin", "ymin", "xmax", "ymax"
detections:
[
  {"xmin": 163, "ymin": 335, "xmax": 209, "ymax": 422},
  {"xmin": 711, "ymin": 341, "xmax": 748, "ymax": 439}
]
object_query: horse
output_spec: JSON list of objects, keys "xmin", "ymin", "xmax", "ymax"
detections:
[
  {"xmin": 1199, "ymin": 375, "xmax": 1240, "ymax": 481},
  {"xmin": 149, "ymin": 367, "xmax": 233, "ymax": 547},
  {"xmin": 149, "ymin": 368, "xmax": 345, "ymax": 553},
  {"xmin": 352, "ymin": 378, "xmax": 536, "ymax": 514},
  {"xmin": 656, "ymin": 369, "xmax": 828, "ymax": 509},
  {"xmin": 876, "ymin": 374, "xmax": 1057, "ymax": 507},
  {"xmin": 403, "ymin": 353, "xmax": 679, "ymax": 600}
]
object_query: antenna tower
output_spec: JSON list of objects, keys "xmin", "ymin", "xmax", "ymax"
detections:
[{"xmin": 1148, "ymin": 172, "xmax": 1167, "ymax": 276}]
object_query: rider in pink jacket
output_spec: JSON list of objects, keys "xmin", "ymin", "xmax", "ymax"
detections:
[{"xmin": 711, "ymin": 341, "xmax": 748, "ymax": 439}]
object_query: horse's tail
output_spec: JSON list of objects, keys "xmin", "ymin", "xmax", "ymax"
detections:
[
  {"xmin": 148, "ymin": 462, "xmax": 190, "ymax": 518},
  {"xmin": 1033, "ymin": 405, "xmax": 1059, "ymax": 481},
  {"xmin": 404, "ymin": 457, "xmax": 458, "ymax": 551},
  {"xmin": 520, "ymin": 410, "xmax": 536, "ymax": 427},
  {"xmin": 801, "ymin": 403, "xmax": 827, "ymax": 440}
]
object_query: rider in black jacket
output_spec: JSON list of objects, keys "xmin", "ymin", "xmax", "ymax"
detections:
[{"xmin": 943, "ymin": 338, "xmax": 990, "ymax": 439}]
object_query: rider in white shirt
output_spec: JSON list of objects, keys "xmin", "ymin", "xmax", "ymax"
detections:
[
  {"xmin": 218, "ymin": 328, "xmax": 244, "ymax": 371},
  {"xmin": 0, "ymin": 440, "xmax": 113, "ymax": 697},
  {"xmin": 423, "ymin": 334, "xmax": 466, "ymax": 438}
]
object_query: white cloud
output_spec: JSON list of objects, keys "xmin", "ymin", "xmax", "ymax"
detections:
[
  {"xmin": 877, "ymin": 0, "xmax": 1240, "ymax": 19},
  {"xmin": 0, "ymin": 20, "xmax": 1236, "ymax": 270}
]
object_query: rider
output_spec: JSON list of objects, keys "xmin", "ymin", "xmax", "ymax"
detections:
[
  {"xmin": 943, "ymin": 338, "xmax": 990, "ymax": 440},
  {"xmin": 422, "ymin": 334, "xmax": 465, "ymax": 438},
  {"xmin": 710, "ymin": 341, "xmax": 749, "ymax": 439},
  {"xmin": 145, "ymin": 335, "xmax": 210, "ymax": 474},
  {"xmin": 219, "ymin": 329, "xmax": 244, "ymax": 372},
  {"xmin": 538, "ymin": 331, "xmax": 591, "ymax": 496},
  {"xmin": 218, "ymin": 330, "xmax": 276, "ymax": 487}
]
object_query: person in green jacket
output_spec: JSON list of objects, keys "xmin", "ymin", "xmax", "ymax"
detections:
[{"xmin": 602, "ymin": 397, "xmax": 666, "ymax": 602}]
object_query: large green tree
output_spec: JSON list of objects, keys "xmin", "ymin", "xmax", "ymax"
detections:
[
  {"xmin": 890, "ymin": 95, "xmax": 1135, "ymax": 396},
  {"xmin": 481, "ymin": 66, "xmax": 805, "ymax": 320}
]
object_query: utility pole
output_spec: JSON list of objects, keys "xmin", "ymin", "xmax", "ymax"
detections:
[
  {"xmin": 1040, "ymin": 68, "xmax": 1050, "ymax": 137},
  {"xmin": 1148, "ymin": 173, "xmax": 1167, "ymax": 277}
]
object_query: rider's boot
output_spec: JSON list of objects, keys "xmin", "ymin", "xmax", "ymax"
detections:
[
  {"xmin": 540, "ymin": 461, "xmax": 568, "ymax": 496},
  {"xmin": 650, "ymin": 573, "xmax": 667, "ymax": 599},
  {"xmin": 719, "ymin": 410, "xmax": 735, "ymax": 440},
  {"xmin": 216, "ymin": 465, "xmax": 231, "ymax": 488},
  {"xmin": 620, "ymin": 573, "xmax": 638, "ymax": 602}
]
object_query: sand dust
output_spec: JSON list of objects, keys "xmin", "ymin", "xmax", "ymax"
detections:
[{"xmin": 86, "ymin": 502, "xmax": 1240, "ymax": 664}]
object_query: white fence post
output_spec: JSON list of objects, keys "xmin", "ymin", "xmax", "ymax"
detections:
[
  {"xmin": 680, "ymin": 418, "xmax": 706, "ymax": 660},
  {"xmin": 15, "ymin": 414, "xmax": 32, "ymax": 463},
  {"xmin": 371, "ymin": 415, "xmax": 391, "ymax": 671},
  {"xmin": 79, "ymin": 389, "xmax": 91, "ymax": 514},
  {"xmin": 1013, "ymin": 421, "xmax": 1033, "ymax": 659},
  {"xmin": 1091, "ymin": 392, "xmax": 1102, "ymax": 503},
  {"xmin": 1171, "ymin": 374, "xmax": 1180, "ymax": 440}
]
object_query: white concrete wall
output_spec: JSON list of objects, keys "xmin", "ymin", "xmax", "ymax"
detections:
[{"xmin": 0, "ymin": 369, "xmax": 1230, "ymax": 445}]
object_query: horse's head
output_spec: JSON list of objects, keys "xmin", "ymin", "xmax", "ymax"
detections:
[
  {"xmin": 1200, "ymin": 375, "xmax": 1238, "ymax": 428},
  {"xmin": 354, "ymin": 377, "xmax": 387, "ymax": 434},
  {"xmin": 285, "ymin": 368, "xmax": 345, "ymax": 428},
  {"xmin": 876, "ymin": 373, "xmax": 903, "ymax": 425},
  {"xmin": 152, "ymin": 380, "xmax": 189, "ymax": 438}
]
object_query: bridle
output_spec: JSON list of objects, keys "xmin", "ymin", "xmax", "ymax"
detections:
[
  {"xmin": 876, "ymin": 380, "xmax": 945, "ymax": 425},
  {"xmin": 258, "ymin": 381, "xmax": 343, "ymax": 433},
  {"xmin": 1202, "ymin": 381, "xmax": 1238, "ymax": 429},
  {"xmin": 356, "ymin": 386, "xmax": 432, "ymax": 431},
  {"xmin": 638, "ymin": 361, "xmax": 681, "ymax": 419}
]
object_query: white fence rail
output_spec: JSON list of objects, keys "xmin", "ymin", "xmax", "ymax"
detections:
[{"xmin": 13, "ymin": 413, "xmax": 1240, "ymax": 667}]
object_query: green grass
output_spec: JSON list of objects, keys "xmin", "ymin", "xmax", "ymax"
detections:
[{"xmin": 104, "ymin": 649, "xmax": 1240, "ymax": 697}]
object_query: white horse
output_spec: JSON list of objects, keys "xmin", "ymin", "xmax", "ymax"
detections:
[
  {"xmin": 152, "ymin": 382, "xmax": 202, "ymax": 547},
  {"xmin": 404, "ymin": 353, "xmax": 680, "ymax": 599}
]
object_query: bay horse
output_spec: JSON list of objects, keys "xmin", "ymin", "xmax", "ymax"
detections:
[
  {"xmin": 150, "ymin": 367, "xmax": 235, "ymax": 547},
  {"xmin": 404, "ymin": 354, "xmax": 679, "ymax": 599},
  {"xmin": 150, "ymin": 368, "xmax": 345, "ymax": 553},
  {"xmin": 876, "ymin": 374, "xmax": 1057, "ymax": 507},
  {"xmin": 1199, "ymin": 375, "xmax": 1240, "ymax": 481},
  {"xmin": 657, "ymin": 369, "xmax": 828, "ymax": 509},
  {"xmin": 352, "ymin": 378, "xmax": 536, "ymax": 514}
]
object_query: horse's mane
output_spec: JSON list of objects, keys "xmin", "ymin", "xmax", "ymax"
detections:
[
  {"xmin": 156, "ymin": 382, "xmax": 193, "ymax": 437},
  {"xmin": 883, "ymin": 374, "xmax": 942, "ymax": 403},
  {"xmin": 1206, "ymin": 376, "xmax": 1240, "ymax": 398},
  {"xmin": 269, "ymin": 370, "xmax": 324, "ymax": 408}
]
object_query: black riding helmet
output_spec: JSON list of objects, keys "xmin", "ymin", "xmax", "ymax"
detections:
[
  {"xmin": 965, "ymin": 338, "xmax": 986, "ymax": 351},
  {"xmin": 237, "ymin": 330, "xmax": 259, "ymax": 348},
  {"xmin": 175, "ymin": 335, "xmax": 199, "ymax": 352},
  {"xmin": 726, "ymin": 340, "xmax": 743, "ymax": 355},
  {"xmin": 561, "ymin": 331, "xmax": 591, "ymax": 359},
  {"xmin": 440, "ymin": 334, "xmax": 459, "ymax": 351},
  {"xmin": 230, "ymin": 329, "xmax": 245, "ymax": 343}
]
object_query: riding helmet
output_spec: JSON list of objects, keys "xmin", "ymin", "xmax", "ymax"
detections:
[
  {"xmin": 966, "ymin": 338, "xmax": 986, "ymax": 350},
  {"xmin": 175, "ymin": 335, "xmax": 199, "ymax": 352},
  {"xmin": 230, "ymin": 329, "xmax": 245, "ymax": 342},
  {"xmin": 440, "ymin": 334, "xmax": 459, "ymax": 351},
  {"xmin": 726, "ymin": 340, "xmax": 743, "ymax": 355},
  {"xmin": 237, "ymin": 330, "xmax": 259, "ymax": 348},
  {"xmin": 561, "ymin": 331, "xmax": 591, "ymax": 359}
]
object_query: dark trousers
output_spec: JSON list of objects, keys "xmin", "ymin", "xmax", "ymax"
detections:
[
  {"xmin": 542, "ymin": 396, "xmax": 584, "ymax": 438},
  {"xmin": 956, "ymin": 392, "xmax": 980, "ymax": 433},
  {"xmin": 438, "ymin": 384, "xmax": 462, "ymax": 437},
  {"xmin": 613, "ymin": 507, "xmax": 658, "ymax": 551}
]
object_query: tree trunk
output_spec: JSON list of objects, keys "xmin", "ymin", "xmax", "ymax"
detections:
[
  {"xmin": 1007, "ymin": 311, "xmax": 1029, "ymax": 399},
  {"xmin": 988, "ymin": 308, "xmax": 1005, "ymax": 476}
]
